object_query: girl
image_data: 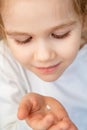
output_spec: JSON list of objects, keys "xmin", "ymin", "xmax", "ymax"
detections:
[{"xmin": 0, "ymin": 0, "xmax": 87, "ymax": 130}]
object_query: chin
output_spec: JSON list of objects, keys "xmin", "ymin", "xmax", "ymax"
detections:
[
  {"xmin": 30, "ymin": 68, "xmax": 64, "ymax": 82},
  {"xmin": 37, "ymin": 74, "xmax": 60, "ymax": 82}
]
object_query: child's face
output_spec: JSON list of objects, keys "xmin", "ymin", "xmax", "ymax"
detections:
[{"xmin": 2, "ymin": 0, "xmax": 82, "ymax": 81}]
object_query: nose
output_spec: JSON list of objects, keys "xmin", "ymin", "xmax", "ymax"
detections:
[{"xmin": 34, "ymin": 39, "xmax": 56, "ymax": 62}]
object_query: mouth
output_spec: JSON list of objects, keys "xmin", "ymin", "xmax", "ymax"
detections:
[{"xmin": 34, "ymin": 62, "xmax": 61, "ymax": 74}]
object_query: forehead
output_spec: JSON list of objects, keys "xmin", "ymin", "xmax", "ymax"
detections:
[
  {"xmin": 2, "ymin": 0, "xmax": 78, "ymax": 32},
  {"xmin": 2, "ymin": 0, "xmax": 75, "ymax": 16}
]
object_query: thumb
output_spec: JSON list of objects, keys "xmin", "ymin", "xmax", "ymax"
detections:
[{"xmin": 17, "ymin": 98, "xmax": 32, "ymax": 120}]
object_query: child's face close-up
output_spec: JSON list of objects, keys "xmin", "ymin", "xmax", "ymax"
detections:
[{"xmin": 1, "ymin": 0, "xmax": 82, "ymax": 81}]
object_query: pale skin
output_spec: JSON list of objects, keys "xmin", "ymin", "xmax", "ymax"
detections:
[
  {"xmin": 17, "ymin": 93, "xmax": 77, "ymax": 130},
  {"xmin": 1, "ymin": 0, "xmax": 83, "ymax": 129}
]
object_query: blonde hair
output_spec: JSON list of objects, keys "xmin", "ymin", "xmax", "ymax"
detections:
[
  {"xmin": 73, "ymin": 0, "xmax": 87, "ymax": 15},
  {"xmin": 0, "ymin": 14, "xmax": 5, "ymax": 40},
  {"xmin": 0, "ymin": 0, "xmax": 87, "ymax": 42},
  {"xmin": 73, "ymin": 0, "xmax": 87, "ymax": 44}
]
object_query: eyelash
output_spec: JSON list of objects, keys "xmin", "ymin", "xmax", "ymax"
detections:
[
  {"xmin": 51, "ymin": 31, "xmax": 70, "ymax": 39},
  {"xmin": 15, "ymin": 37, "xmax": 32, "ymax": 44},
  {"xmin": 15, "ymin": 31, "xmax": 70, "ymax": 45}
]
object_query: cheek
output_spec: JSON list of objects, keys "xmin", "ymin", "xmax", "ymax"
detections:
[
  {"xmin": 56, "ymin": 35, "xmax": 81, "ymax": 62},
  {"xmin": 7, "ymin": 39, "xmax": 33, "ymax": 65},
  {"xmin": 11, "ymin": 47, "xmax": 29, "ymax": 64},
  {"xmin": 64, "ymin": 42, "xmax": 80, "ymax": 62}
]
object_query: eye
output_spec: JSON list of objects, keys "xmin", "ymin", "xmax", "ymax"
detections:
[
  {"xmin": 15, "ymin": 36, "xmax": 32, "ymax": 44},
  {"xmin": 51, "ymin": 31, "xmax": 70, "ymax": 39}
]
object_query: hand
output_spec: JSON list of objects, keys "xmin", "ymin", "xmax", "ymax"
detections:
[{"xmin": 17, "ymin": 93, "xmax": 78, "ymax": 130}]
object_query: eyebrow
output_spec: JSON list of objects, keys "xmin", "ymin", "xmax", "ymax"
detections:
[{"xmin": 6, "ymin": 20, "xmax": 77, "ymax": 36}]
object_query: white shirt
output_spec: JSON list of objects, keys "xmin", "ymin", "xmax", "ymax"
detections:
[{"xmin": 0, "ymin": 40, "xmax": 87, "ymax": 130}]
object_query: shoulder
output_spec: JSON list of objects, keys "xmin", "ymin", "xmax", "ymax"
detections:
[
  {"xmin": 58, "ymin": 43, "xmax": 87, "ymax": 81},
  {"xmin": 77, "ymin": 43, "xmax": 87, "ymax": 61},
  {"xmin": 79, "ymin": 43, "xmax": 87, "ymax": 54},
  {"xmin": 63, "ymin": 43, "xmax": 87, "ymax": 79}
]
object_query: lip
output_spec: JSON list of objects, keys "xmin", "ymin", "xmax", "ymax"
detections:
[{"xmin": 34, "ymin": 62, "xmax": 61, "ymax": 74}]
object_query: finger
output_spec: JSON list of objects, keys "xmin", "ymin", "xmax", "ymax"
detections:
[
  {"xmin": 17, "ymin": 98, "xmax": 32, "ymax": 120},
  {"xmin": 27, "ymin": 113, "xmax": 55, "ymax": 130},
  {"xmin": 17, "ymin": 93, "xmax": 45, "ymax": 120},
  {"xmin": 48, "ymin": 118, "xmax": 78, "ymax": 130},
  {"xmin": 49, "ymin": 123, "xmax": 77, "ymax": 130}
]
